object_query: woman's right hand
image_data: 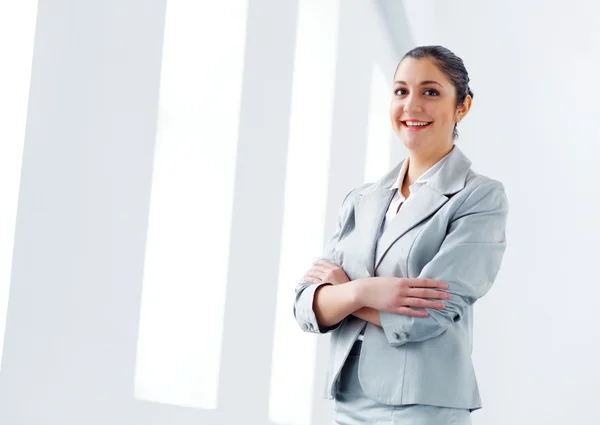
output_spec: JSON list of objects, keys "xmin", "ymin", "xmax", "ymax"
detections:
[{"xmin": 354, "ymin": 277, "xmax": 451, "ymax": 317}]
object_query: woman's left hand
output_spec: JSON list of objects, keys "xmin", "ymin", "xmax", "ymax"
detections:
[{"xmin": 303, "ymin": 259, "xmax": 351, "ymax": 285}]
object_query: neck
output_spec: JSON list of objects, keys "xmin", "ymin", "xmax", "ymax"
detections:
[{"xmin": 405, "ymin": 142, "xmax": 454, "ymax": 187}]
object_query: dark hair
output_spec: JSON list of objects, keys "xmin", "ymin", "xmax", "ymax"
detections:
[{"xmin": 395, "ymin": 45, "xmax": 473, "ymax": 139}]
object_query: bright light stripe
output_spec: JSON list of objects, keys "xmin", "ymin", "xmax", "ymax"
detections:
[
  {"xmin": 134, "ymin": 1, "xmax": 248, "ymax": 409},
  {"xmin": 268, "ymin": 1, "xmax": 340, "ymax": 424},
  {"xmin": 365, "ymin": 63, "xmax": 392, "ymax": 183},
  {"xmin": 0, "ymin": 1, "xmax": 39, "ymax": 370}
]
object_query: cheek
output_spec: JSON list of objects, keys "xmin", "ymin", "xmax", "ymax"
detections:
[
  {"xmin": 390, "ymin": 99, "xmax": 403, "ymax": 117},
  {"xmin": 428, "ymin": 105, "xmax": 455, "ymax": 127},
  {"xmin": 443, "ymin": 111, "xmax": 458, "ymax": 127}
]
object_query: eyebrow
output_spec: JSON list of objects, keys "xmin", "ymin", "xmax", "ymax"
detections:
[{"xmin": 394, "ymin": 80, "xmax": 443, "ymax": 88}]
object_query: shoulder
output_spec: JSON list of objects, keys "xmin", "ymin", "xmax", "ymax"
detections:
[
  {"xmin": 457, "ymin": 170, "xmax": 509, "ymax": 214},
  {"xmin": 465, "ymin": 169, "xmax": 504, "ymax": 190},
  {"xmin": 342, "ymin": 181, "xmax": 373, "ymax": 204},
  {"xmin": 334, "ymin": 182, "xmax": 374, "ymax": 219}
]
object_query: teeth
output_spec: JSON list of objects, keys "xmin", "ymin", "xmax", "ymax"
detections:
[{"xmin": 405, "ymin": 121, "xmax": 430, "ymax": 127}]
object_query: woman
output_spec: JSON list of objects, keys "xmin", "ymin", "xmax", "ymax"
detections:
[{"xmin": 293, "ymin": 46, "xmax": 509, "ymax": 425}]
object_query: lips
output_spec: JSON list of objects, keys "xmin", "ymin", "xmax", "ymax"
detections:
[{"xmin": 401, "ymin": 120, "xmax": 432, "ymax": 130}]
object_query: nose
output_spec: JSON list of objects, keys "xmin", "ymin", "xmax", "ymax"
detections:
[{"xmin": 403, "ymin": 94, "xmax": 423, "ymax": 114}]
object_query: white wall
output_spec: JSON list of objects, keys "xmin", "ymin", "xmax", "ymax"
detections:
[
  {"xmin": 0, "ymin": 1, "xmax": 399, "ymax": 425},
  {"xmin": 399, "ymin": 1, "xmax": 600, "ymax": 424},
  {"xmin": 0, "ymin": 0, "xmax": 38, "ymax": 368}
]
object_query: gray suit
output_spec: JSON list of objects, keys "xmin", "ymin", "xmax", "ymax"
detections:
[{"xmin": 293, "ymin": 145, "xmax": 509, "ymax": 411}]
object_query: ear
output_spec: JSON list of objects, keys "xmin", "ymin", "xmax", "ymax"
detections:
[{"xmin": 456, "ymin": 95, "xmax": 473, "ymax": 123}]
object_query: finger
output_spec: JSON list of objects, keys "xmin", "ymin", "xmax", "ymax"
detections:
[
  {"xmin": 407, "ymin": 288, "xmax": 452, "ymax": 300},
  {"xmin": 311, "ymin": 265, "xmax": 329, "ymax": 273},
  {"xmin": 407, "ymin": 278, "xmax": 449, "ymax": 289},
  {"xmin": 395, "ymin": 307, "xmax": 429, "ymax": 318},
  {"xmin": 304, "ymin": 271, "xmax": 323, "ymax": 279},
  {"xmin": 402, "ymin": 297, "xmax": 445, "ymax": 309},
  {"xmin": 303, "ymin": 276, "xmax": 321, "ymax": 284},
  {"xmin": 313, "ymin": 259, "xmax": 335, "ymax": 269}
]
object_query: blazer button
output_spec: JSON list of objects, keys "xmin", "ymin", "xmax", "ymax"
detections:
[{"xmin": 393, "ymin": 331, "xmax": 408, "ymax": 340}]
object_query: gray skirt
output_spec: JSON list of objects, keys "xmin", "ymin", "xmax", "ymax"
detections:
[{"xmin": 333, "ymin": 340, "xmax": 472, "ymax": 425}]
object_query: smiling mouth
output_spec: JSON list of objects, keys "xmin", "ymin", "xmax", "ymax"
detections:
[{"xmin": 401, "ymin": 120, "xmax": 432, "ymax": 130}]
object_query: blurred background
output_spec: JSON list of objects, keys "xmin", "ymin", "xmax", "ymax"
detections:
[{"xmin": 0, "ymin": 1, "xmax": 598, "ymax": 424}]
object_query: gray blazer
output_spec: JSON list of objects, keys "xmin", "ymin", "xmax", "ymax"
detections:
[{"xmin": 293, "ymin": 145, "xmax": 509, "ymax": 411}]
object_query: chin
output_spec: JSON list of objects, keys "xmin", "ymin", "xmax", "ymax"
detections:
[{"xmin": 399, "ymin": 134, "xmax": 429, "ymax": 152}]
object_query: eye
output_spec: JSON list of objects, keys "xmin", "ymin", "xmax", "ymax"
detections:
[
  {"xmin": 424, "ymin": 89, "xmax": 440, "ymax": 96},
  {"xmin": 394, "ymin": 88, "xmax": 408, "ymax": 96}
]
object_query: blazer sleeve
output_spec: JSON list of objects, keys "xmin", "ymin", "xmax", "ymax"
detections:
[
  {"xmin": 379, "ymin": 180, "xmax": 509, "ymax": 347},
  {"xmin": 293, "ymin": 185, "xmax": 362, "ymax": 334}
]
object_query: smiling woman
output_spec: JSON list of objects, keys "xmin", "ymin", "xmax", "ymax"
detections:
[
  {"xmin": 391, "ymin": 46, "xmax": 474, "ymax": 158},
  {"xmin": 294, "ymin": 45, "xmax": 509, "ymax": 425},
  {"xmin": 393, "ymin": 46, "xmax": 474, "ymax": 141}
]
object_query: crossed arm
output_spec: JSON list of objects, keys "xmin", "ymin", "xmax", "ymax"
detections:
[
  {"xmin": 352, "ymin": 306, "xmax": 382, "ymax": 326},
  {"xmin": 294, "ymin": 181, "xmax": 509, "ymax": 346}
]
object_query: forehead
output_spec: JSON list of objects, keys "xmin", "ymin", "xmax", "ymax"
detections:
[{"xmin": 394, "ymin": 57, "xmax": 449, "ymax": 85}]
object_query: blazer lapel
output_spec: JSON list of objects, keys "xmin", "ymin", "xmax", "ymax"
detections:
[
  {"xmin": 374, "ymin": 185, "xmax": 447, "ymax": 271},
  {"xmin": 353, "ymin": 189, "xmax": 396, "ymax": 277},
  {"xmin": 356, "ymin": 144, "xmax": 473, "ymax": 274}
]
